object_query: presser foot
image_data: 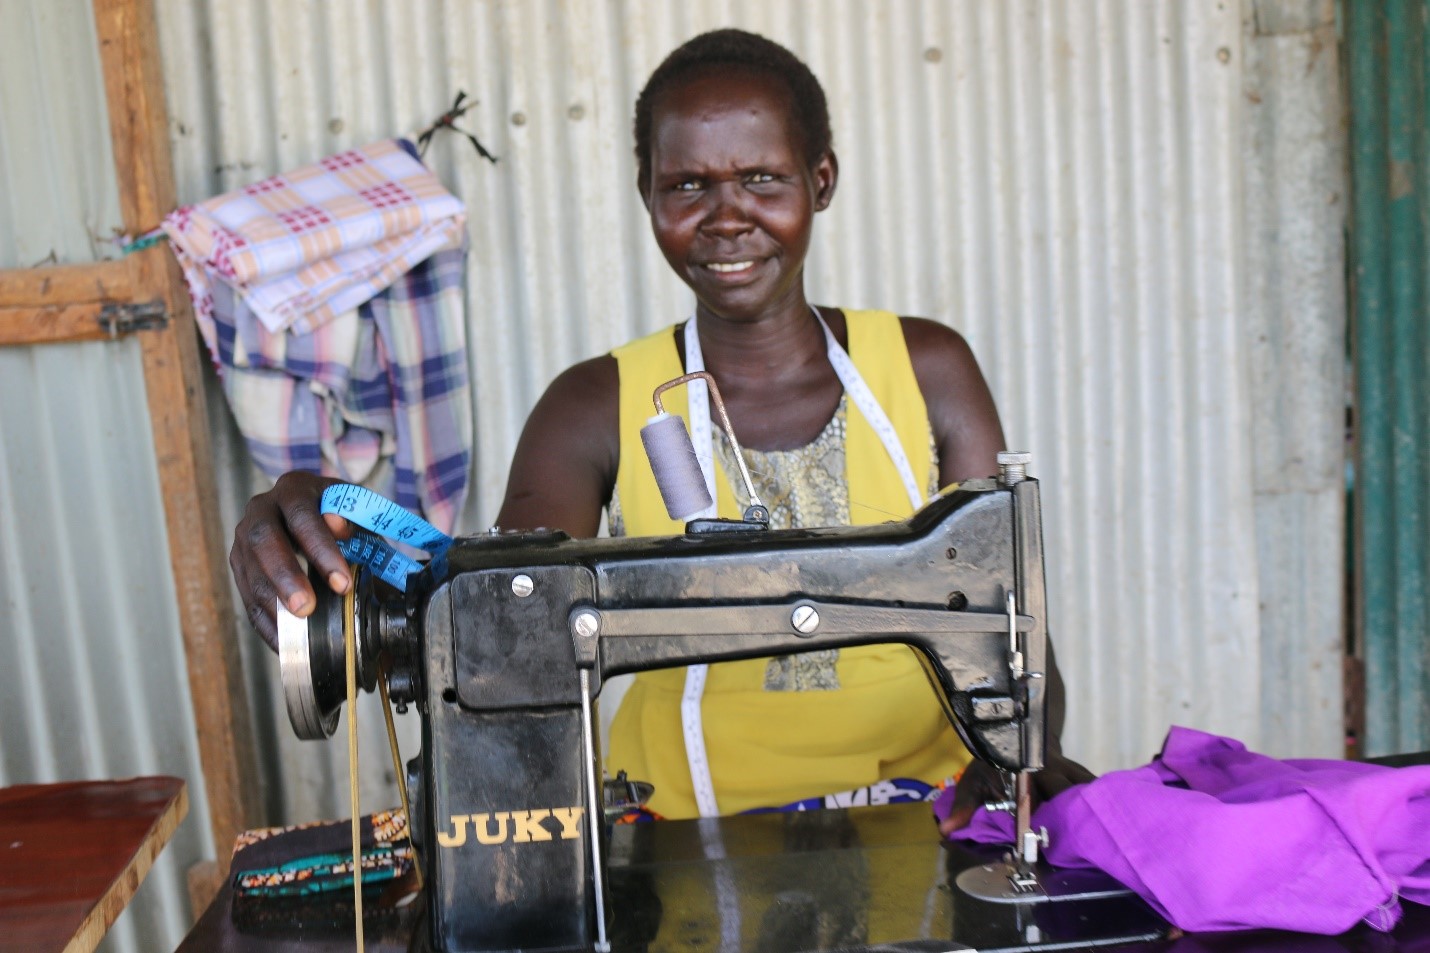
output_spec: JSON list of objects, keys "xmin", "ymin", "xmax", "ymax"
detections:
[{"xmin": 951, "ymin": 858, "xmax": 1165, "ymax": 952}]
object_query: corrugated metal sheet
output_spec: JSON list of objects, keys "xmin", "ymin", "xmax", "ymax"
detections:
[
  {"xmin": 1243, "ymin": 0, "xmax": 1347, "ymax": 759},
  {"xmin": 0, "ymin": 1, "xmax": 1351, "ymax": 947},
  {"xmin": 0, "ymin": 0, "xmax": 124, "ymax": 268},
  {"xmin": 152, "ymin": 0, "xmax": 1348, "ymax": 792},
  {"xmin": 1346, "ymin": 0, "xmax": 1430, "ymax": 757}
]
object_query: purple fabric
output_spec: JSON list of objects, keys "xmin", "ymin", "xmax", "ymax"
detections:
[
  {"xmin": 948, "ymin": 727, "xmax": 1430, "ymax": 934},
  {"xmin": 932, "ymin": 778, "xmax": 958, "ymax": 827}
]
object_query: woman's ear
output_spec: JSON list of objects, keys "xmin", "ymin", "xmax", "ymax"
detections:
[
  {"xmin": 637, "ymin": 173, "xmax": 652, "ymax": 210},
  {"xmin": 813, "ymin": 149, "xmax": 839, "ymax": 211}
]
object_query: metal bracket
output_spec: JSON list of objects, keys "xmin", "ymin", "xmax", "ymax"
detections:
[{"xmin": 98, "ymin": 300, "xmax": 168, "ymax": 338}]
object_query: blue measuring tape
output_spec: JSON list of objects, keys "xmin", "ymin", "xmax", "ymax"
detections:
[{"xmin": 320, "ymin": 484, "xmax": 453, "ymax": 591}]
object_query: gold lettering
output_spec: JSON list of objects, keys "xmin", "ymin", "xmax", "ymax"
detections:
[
  {"xmin": 439, "ymin": 807, "xmax": 585, "ymax": 846},
  {"xmin": 473, "ymin": 812, "xmax": 510, "ymax": 845},
  {"xmin": 510, "ymin": 809, "xmax": 554, "ymax": 843},
  {"xmin": 436, "ymin": 815, "xmax": 468, "ymax": 848},
  {"xmin": 549, "ymin": 807, "xmax": 585, "ymax": 840}
]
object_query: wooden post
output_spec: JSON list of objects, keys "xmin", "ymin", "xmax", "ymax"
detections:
[{"xmin": 91, "ymin": 0, "xmax": 261, "ymax": 907}]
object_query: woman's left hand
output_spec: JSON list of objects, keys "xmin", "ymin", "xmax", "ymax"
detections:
[{"xmin": 935, "ymin": 753, "xmax": 1097, "ymax": 837}]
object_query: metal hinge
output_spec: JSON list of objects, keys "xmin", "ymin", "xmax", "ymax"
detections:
[{"xmin": 98, "ymin": 300, "xmax": 169, "ymax": 338}]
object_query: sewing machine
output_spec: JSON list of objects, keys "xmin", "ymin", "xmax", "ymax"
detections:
[{"xmin": 276, "ymin": 454, "xmax": 1165, "ymax": 952}]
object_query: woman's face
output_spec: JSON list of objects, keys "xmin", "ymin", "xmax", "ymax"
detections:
[{"xmin": 643, "ymin": 68, "xmax": 836, "ymax": 324}]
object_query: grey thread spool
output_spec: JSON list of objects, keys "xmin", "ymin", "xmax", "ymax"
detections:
[
  {"xmin": 641, "ymin": 411, "xmax": 713, "ymax": 521},
  {"xmin": 644, "ymin": 371, "xmax": 765, "ymax": 523}
]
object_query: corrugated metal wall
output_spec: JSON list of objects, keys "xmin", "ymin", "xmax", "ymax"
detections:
[
  {"xmin": 0, "ymin": 0, "xmax": 124, "ymax": 266},
  {"xmin": 1346, "ymin": 0, "xmax": 1430, "ymax": 757},
  {"xmin": 0, "ymin": 2, "xmax": 214, "ymax": 952},
  {"xmin": 162, "ymin": 0, "xmax": 1349, "ymax": 783},
  {"xmin": 0, "ymin": 1, "xmax": 1350, "ymax": 948},
  {"xmin": 1244, "ymin": 0, "xmax": 1347, "ymax": 761}
]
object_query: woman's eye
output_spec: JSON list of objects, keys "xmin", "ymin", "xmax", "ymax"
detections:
[
  {"xmin": 747, "ymin": 173, "xmax": 776, "ymax": 184},
  {"xmin": 673, "ymin": 180, "xmax": 702, "ymax": 192}
]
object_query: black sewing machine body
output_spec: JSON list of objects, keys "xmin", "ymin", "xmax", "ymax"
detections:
[
  {"xmin": 285, "ymin": 475, "xmax": 1144, "ymax": 952},
  {"xmin": 419, "ymin": 480, "xmax": 1041, "ymax": 951}
]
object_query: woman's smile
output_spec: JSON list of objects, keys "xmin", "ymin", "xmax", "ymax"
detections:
[
  {"xmin": 695, "ymin": 257, "xmax": 768, "ymax": 286},
  {"xmin": 704, "ymin": 260, "xmax": 756, "ymax": 274}
]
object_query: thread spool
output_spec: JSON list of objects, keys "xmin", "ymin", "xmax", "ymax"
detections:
[{"xmin": 641, "ymin": 412, "xmax": 713, "ymax": 521}]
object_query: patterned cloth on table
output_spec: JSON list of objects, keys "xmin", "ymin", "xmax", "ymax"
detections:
[{"xmin": 162, "ymin": 139, "xmax": 471, "ymax": 532}]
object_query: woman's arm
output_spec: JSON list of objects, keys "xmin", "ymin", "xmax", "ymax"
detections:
[
  {"xmin": 494, "ymin": 355, "xmax": 620, "ymax": 537},
  {"xmin": 230, "ymin": 355, "xmax": 620, "ymax": 650},
  {"xmin": 899, "ymin": 317, "xmax": 1096, "ymax": 830},
  {"xmin": 899, "ymin": 317, "xmax": 1005, "ymax": 485}
]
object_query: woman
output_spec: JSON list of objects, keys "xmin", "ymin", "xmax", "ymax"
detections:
[{"xmin": 232, "ymin": 28, "xmax": 1089, "ymax": 826}]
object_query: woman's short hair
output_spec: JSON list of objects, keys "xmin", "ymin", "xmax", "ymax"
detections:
[{"xmin": 634, "ymin": 28, "xmax": 832, "ymax": 191}]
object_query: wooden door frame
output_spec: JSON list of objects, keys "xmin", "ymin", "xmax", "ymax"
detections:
[{"xmin": 0, "ymin": 0, "xmax": 261, "ymax": 911}]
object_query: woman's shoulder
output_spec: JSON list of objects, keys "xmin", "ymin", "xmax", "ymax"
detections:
[
  {"xmin": 884, "ymin": 315, "xmax": 978, "ymax": 382},
  {"xmin": 541, "ymin": 353, "xmax": 619, "ymax": 405},
  {"xmin": 524, "ymin": 354, "xmax": 620, "ymax": 467},
  {"xmin": 895, "ymin": 314, "xmax": 975, "ymax": 354},
  {"xmin": 537, "ymin": 316, "xmax": 680, "ymax": 415},
  {"xmin": 838, "ymin": 308, "xmax": 970, "ymax": 345},
  {"xmin": 870, "ymin": 311, "xmax": 992, "ymax": 412},
  {"xmin": 835, "ymin": 310, "xmax": 979, "ymax": 371},
  {"xmin": 498, "ymin": 353, "xmax": 620, "ymax": 536},
  {"xmin": 883, "ymin": 315, "xmax": 1004, "ymax": 481},
  {"xmin": 529, "ymin": 352, "xmax": 617, "ymax": 426}
]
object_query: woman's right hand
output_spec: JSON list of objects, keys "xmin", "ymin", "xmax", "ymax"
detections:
[{"xmin": 230, "ymin": 471, "xmax": 353, "ymax": 651}]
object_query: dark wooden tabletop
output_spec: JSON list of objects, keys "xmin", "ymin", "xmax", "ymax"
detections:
[
  {"xmin": 0, "ymin": 776, "xmax": 187, "ymax": 953},
  {"xmin": 178, "ymin": 799, "xmax": 1430, "ymax": 953}
]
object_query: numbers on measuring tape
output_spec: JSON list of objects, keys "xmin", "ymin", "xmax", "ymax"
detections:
[{"xmin": 320, "ymin": 485, "xmax": 453, "ymax": 592}]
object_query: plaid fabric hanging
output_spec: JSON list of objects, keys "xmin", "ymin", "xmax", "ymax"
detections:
[{"xmin": 163, "ymin": 139, "xmax": 472, "ymax": 533}]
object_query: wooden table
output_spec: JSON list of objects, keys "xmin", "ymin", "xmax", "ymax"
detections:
[
  {"xmin": 0, "ymin": 776, "xmax": 187, "ymax": 953},
  {"xmin": 178, "ymin": 799, "xmax": 1430, "ymax": 953}
]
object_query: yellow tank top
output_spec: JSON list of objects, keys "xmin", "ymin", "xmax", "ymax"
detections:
[{"xmin": 606, "ymin": 309, "xmax": 973, "ymax": 818}]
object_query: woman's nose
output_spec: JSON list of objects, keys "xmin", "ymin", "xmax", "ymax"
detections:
[{"xmin": 699, "ymin": 183, "xmax": 753, "ymax": 237}]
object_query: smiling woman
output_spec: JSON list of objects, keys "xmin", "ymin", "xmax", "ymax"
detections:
[{"xmin": 230, "ymin": 27, "xmax": 1090, "ymax": 827}]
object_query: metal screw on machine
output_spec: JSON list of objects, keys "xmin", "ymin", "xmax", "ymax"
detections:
[
  {"xmin": 791, "ymin": 604, "xmax": 820, "ymax": 635},
  {"xmin": 511, "ymin": 574, "xmax": 535, "ymax": 597},
  {"xmin": 997, "ymin": 451, "xmax": 1032, "ymax": 486},
  {"xmin": 572, "ymin": 609, "xmax": 601, "ymax": 639}
]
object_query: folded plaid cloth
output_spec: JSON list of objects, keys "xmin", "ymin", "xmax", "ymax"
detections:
[
  {"xmin": 165, "ymin": 140, "xmax": 471, "ymax": 532},
  {"xmin": 164, "ymin": 138, "xmax": 466, "ymax": 335}
]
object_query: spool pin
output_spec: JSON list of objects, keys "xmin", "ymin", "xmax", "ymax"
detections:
[{"xmin": 642, "ymin": 372, "xmax": 766, "ymax": 524}]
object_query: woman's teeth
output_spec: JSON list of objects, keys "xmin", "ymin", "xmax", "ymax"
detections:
[{"xmin": 706, "ymin": 261, "xmax": 754, "ymax": 273}]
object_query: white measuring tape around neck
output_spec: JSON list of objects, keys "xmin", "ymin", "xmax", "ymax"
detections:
[{"xmin": 676, "ymin": 308, "xmax": 926, "ymax": 817}]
